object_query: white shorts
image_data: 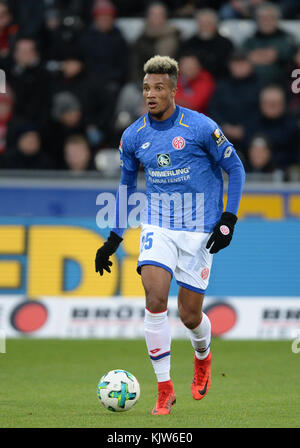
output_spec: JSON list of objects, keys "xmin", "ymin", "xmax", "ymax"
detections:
[{"xmin": 137, "ymin": 224, "xmax": 213, "ymax": 294}]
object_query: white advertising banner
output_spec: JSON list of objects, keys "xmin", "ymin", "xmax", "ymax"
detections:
[{"xmin": 0, "ymin": 296, "xmax": 300, "ymax": 340}]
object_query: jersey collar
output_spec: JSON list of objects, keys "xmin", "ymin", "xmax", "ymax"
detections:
[{"xmin": 147, "ymin": 105, "xmax": 180, "ymax": 131}]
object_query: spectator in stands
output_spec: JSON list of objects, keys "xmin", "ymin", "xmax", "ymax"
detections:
[
  {"xmin": 149, "ymin": 1, "xmax": 223, "ymax": 17},
  {"xmin": 44, "ymin": 0, "xmax": 94, "ymax": 24},
  {"xmin": 276, "ymin": 0, "xmax": 300, "ymax": 19},
  {"xmin": 169, "ymin": 1, "xmax": 199, "ymax": 17},
  {"xmin": 42, "ymin": 7, "xmax": 83, "ymax": 63},
  {"xmin": 130, "ymin": 2, "xmax": 180, "ymax": 82},
  {"xmin": 180, "ymin": 8, "xmax": 234, "ymax": 80},
  {"xmin": 244, "ymin": 84, "xmax": 299, "ymax": 170},
  {"xmin": 175, "ymin": 53, "xmax": 215, "ymax": 113},
  {"xmin": 243, "ymin": 3, "xmax": 295, "ymax": 85},
  {"xmin": 2, "ymin": 122, "xmax": 52, "ymax": 169},
  {"xmin": 80, "ymin": 0, "xmax": 129, "ymax": 95},
  {"xmin": 0, "ymin": 0, "xmax": 17, "ymax": 68},
  {"xmin": 172, "ymin": 1, "xmax": 224, "ymax": 17},
  {"xmin": 48, "ymin": 47, "xmax": 110, "ymax": 148},
  {"xmin": 105, "ymin": 1, "xmax": 223, "ymax": 18},
  {"xmin": 114, "ymin": 82, "xmax": 145, "ymax": 138},
  {"xmin": 245, "ymin": 134, "xmax": 276, "ymax": 173},
  {"xmin": 219, "ymin": 0, "xmax": 266, "ymax": 20},
  {"xmin": 209, "ymin": 50, "xmax": 262, "ymax": 151},
  {"xmin": 41, "ymin": 8, "xmax": 62, "ymax": 62},
  {"xmin": 7, "ymin": 37, "xmax": 49, "ymax": 124},
  {"xmin": 63, "ymin": 134, "xmax": 94, "ymax": 172},
  {"xmin": 112, "ymin": 0, "xmax": 149, "ymax": 17},
  {"xmin": 7, "ymin": 0, "xmax": 44, "ymax": 38},
  {"xmin": 43, "ymin": 91, "xmax": 88, "ymax": 169}
]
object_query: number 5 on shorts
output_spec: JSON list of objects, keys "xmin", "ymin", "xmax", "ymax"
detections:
[{"xmin": 141, "ymin": 232, "xmax": 153, "ymax": 251}]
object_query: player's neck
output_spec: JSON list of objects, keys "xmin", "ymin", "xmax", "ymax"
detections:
[{"xmin": 149, "ymin": 103, "xmax": 176, "ymax": 122}]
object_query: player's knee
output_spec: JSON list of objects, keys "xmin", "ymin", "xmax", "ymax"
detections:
[
  {"xmin": 179, "ymin": 307, "xmax": 201, "ymax": 329},
  {"xmin": 145, "ymin": 290, "xmax": 168, "ymax": 313}
]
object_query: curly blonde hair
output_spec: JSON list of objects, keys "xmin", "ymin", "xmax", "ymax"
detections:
[{"xmin": 144, "ymin": 55, "xmax": 179, "ymax": 87}]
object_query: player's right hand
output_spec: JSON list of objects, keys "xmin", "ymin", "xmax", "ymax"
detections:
[{"xmin": 95, "ymin": 231, "xmax": 123, "ymax": 276}]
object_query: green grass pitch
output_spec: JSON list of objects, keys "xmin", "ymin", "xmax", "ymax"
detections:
[{"xmin": 0, "ymin": 339, "xmax": 299, "ymax": 428}]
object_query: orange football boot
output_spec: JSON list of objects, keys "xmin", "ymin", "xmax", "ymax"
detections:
[
  {"xmin": 152, "ymin": 380, "xmax": 176, "ymax": 415},
  {"xmin": 191, "ymin": 352, "xmax": 212, "ymax": 400}
]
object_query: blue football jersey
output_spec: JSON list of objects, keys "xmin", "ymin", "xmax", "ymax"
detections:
[{"xmin": 119, "ymin": 105, "xmax": 237, "ymax": 233}]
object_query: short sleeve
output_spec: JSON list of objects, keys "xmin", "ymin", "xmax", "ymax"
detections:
[{"xmin": 119, "ymin": 130, "xmax": 140, "ymax": 172}]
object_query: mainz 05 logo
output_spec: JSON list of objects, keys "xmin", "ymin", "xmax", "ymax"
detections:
[{"xmin": 157, "ymin": 153, "xmax": 171, "ymax": 168}]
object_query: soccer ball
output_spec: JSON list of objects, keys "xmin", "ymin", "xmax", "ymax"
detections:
[{"xmin": 97, "ymin": 369, "xmax": 140, "ymax": 412}]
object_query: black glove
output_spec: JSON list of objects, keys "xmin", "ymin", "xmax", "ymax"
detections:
[
  {"xmin": 206, "ymin": 212, "xmax": 238, "ymax": 254},
  {"xmin": 95, "ymin": 231, "xmax": 123, "ymax": 276}
]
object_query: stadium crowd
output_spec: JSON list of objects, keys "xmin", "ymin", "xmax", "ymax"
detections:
[{"xmin": 0, "ymin": 0, "xmax": 299, "ymax": 179}]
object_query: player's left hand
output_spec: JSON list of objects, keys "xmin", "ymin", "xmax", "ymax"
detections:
[{"xmin": 206, "ymin": 212, "xmax": 238, "ymax": 254}]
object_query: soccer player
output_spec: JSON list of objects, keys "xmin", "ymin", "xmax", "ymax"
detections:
[{"xmin": 95, "ymin": 55, "xmax": 245, "ymax": 415}]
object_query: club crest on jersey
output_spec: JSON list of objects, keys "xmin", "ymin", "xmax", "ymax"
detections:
[
  {"xmin": 141, "ymin": 141, "xmax": 151, "ymax": 149},
  {"xmin": 172, "ymin": 136, "xmax": 186, "ymax": 150},
  {"xmin": 211, "ymin": 128, "xmax": 226, "ymax": 147},
  {"xmin": 157, "ymin": 153, "xmax": 172, "ymax": 168}
]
